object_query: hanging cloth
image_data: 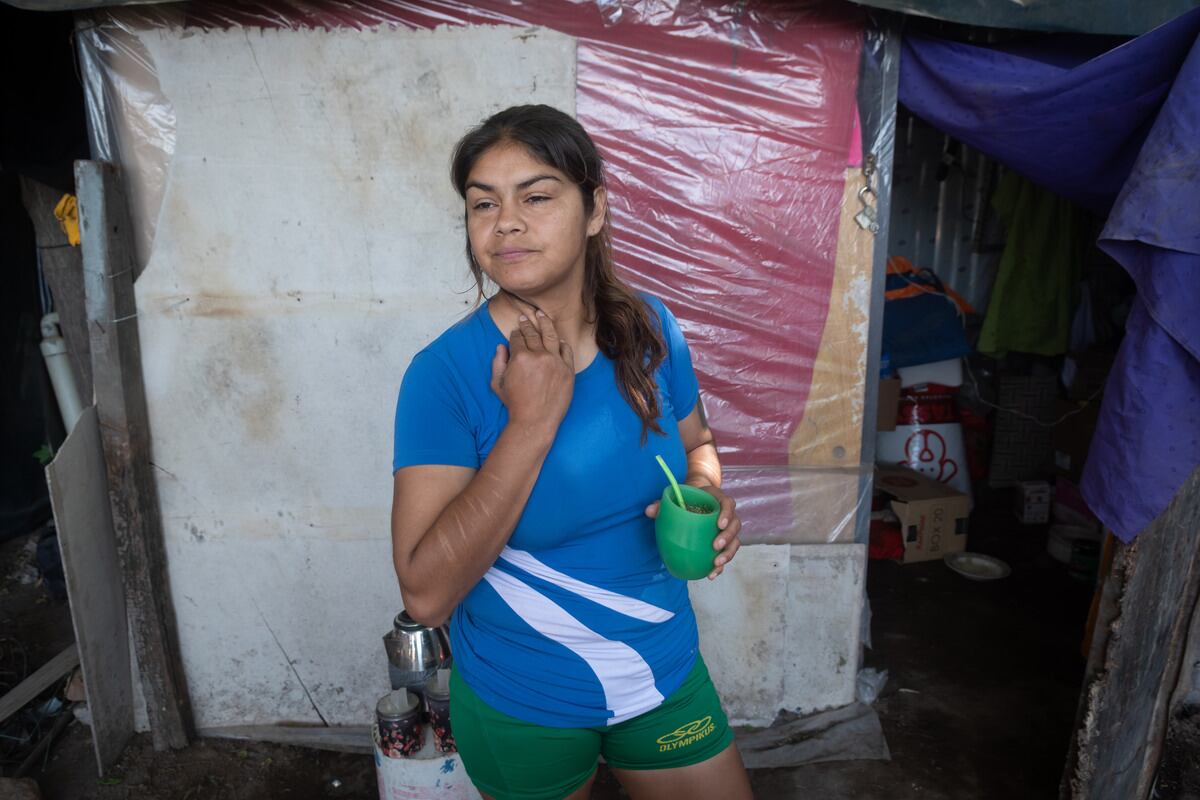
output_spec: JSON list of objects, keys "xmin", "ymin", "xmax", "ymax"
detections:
[{"xmin": 977, "ymin": 173, "xmax": 1082, "ymax": 358}]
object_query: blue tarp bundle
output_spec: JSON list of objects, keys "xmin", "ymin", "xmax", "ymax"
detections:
[{"xmin": 900, "ymin": 10, "xmax": 1200, "ymax": 541}]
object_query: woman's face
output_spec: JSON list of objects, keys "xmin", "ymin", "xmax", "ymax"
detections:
[{"xmin": 464, "ymin": 142, "xmax": 606, "ymax": 300}]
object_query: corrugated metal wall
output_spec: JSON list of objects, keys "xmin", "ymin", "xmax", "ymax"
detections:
[{"xmin": 888, "ymin": 109, "xmax": 1003, "ymax": 314}]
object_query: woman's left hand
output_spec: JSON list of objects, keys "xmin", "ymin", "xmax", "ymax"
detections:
[{"xmin": 645, "ymin": 484, "xmax": 742, "ymax": 580}]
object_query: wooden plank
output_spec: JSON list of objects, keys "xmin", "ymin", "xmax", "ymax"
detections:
[
  {"xmin": 1060, "ymin": 535, "xmax": 1127, "ymax": 799},
  {"xmin": 199, "ymin": 725, "xmax": 373, "ymax": 755},
  {"xmin": 789, "ymin": 168, "xmax": 874, "ymax": 469},
  {"xmin": 1141, "ymin": 541, "xmax": 1200, "ymax": 798},
  {"xmin": 1170, "ymin": 592, "xmax": 1200, "ymax": 710},
  {"xmin": 785, "ymin": 168, "xmax": 875, "ymax": 544},
  {"xmin": 1156, "ymin": 589, "xmax": 1200, "ymax": 794},
  {"xmin": 75, "ymin": 160, "xmax": 193, "ymax": 751},
  {"xmin": 0, "ymin": 645, "xmax": 78, "ymax": 724},
  {"xmin": 1062, "ymin": 466, "xmax": 1200, "ymax": 799},
  {"xmin": 46, "ymin": 405, "xmax": 135, "ymax": 775},
  {"xmin": 19, "ymin": 177, "xmax": 92, "ymax": 403}
]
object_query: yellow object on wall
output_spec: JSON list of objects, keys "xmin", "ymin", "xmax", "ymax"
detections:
[{"xmin": 53, "ymin": 194, "xmax": 80, "ymax": 246}]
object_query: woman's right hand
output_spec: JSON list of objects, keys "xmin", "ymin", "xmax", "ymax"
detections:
[{"xmin": 490, "ymin": 310, "xmax": 575, "ymax": 432}]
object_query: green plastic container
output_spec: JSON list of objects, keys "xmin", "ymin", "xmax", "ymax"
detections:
[{"xmin": 654, "ymin": 485, "xmax": 720, "ymax": 581}]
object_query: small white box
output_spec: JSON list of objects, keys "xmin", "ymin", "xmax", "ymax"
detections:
[{"xmin": 1015, "ymin": 481, "xmax": 1052, "ymax": 524}]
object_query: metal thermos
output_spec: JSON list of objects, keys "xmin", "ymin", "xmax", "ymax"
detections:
[{"xmin": 382, "ymin": 610, "xmax": 451, "ymax": 699}]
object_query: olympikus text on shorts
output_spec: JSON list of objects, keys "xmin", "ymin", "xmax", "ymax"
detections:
[{"xmin": 656, "ymin": 716, "xmax": 716, "ymax": 752}]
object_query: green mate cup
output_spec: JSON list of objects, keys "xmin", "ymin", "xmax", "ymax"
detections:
[{"xmin": 654, "ymin": 484, "xmax": 720, "ymax": 581}]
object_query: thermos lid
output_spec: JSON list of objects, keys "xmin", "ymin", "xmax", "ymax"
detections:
[{"xmin": 393, "ymin": 610, "xmax": 423, "ymax": 632}]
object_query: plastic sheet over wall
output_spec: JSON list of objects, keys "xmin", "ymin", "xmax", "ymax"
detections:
[
  {"xmin": 77, "ymin": 0, "xmax": 871, "ymax": 541},
  {"xmin": 73, "ymin": 0, "xmax": 880, "ymax": 731}
]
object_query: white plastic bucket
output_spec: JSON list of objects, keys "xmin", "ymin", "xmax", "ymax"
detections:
[
  {"xmin": 877, "ymin": 421, "xmax": 973, "ymax": 500},
  {"xmin": 374, "ymin": 724, "xmax": 479, "ymax": 800},
  {"xmin": 1046, "ymin": 524, "xmax": 1103, "ymax": 564}
]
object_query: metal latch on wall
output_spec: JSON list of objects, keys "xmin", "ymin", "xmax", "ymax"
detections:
[{"xmin": 855, "ymin": 153, "xmax": 879, "ymax": 235}]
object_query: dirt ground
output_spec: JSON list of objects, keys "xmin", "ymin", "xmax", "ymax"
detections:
[{"xmin": 5, "ymin": 488, "xmax": 1092, "ymax": 799}]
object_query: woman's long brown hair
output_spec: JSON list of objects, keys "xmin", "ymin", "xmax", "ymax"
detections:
[{"xmin": 451, "ymin": 105, "xmax": 666, "ymax": 442}]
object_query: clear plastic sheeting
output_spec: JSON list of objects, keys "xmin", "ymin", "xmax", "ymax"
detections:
[
  {"xmin": 72, "ymin": 0, "xmax": 882, "ymax": 733},
  {"xmin": 76, "ymin": 0, "xmax": 864, "ymax": 453},
  {"xmin": 76, "ymin": 15, "xmax": 177, "ymax": 271},
  {"xmin": 723, "ymin": 466, "xmax": 872, "ymax": 545},
  {"xmin": 76, "ymin": 0, "xmax": 870, "ymax": 543}
]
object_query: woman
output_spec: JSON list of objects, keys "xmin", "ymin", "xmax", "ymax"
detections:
[{"xmin": 391, "ymin": 104, "xmax": 751, "ymax": 800}]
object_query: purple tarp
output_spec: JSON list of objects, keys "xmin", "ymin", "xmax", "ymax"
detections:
[{"xmin": 900, "ymin": 11, "xmax": 1200, "ymax": 541}]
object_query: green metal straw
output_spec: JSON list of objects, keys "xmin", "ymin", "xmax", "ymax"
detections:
[{"xmin": 655, "ymin": 455, "xmax": 686, "ymax": 510}]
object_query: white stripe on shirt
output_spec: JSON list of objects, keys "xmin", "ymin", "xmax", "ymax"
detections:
[
  {"xmin": 499, "ymin": 547, "xmax": 675, "ymax": 623},
  {"xmin": 482, "ymin": 567, "xmax": 665, "ymax": 725}
]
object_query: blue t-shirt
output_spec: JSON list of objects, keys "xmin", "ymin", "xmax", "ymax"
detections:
[{"xmin": 392, "ymin": 294, "xmax": 702, "ymax": 728}]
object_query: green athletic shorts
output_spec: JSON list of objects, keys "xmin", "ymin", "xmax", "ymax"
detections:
[{"xmin": 450, "ymin": 655, "xmax": 733, "ymax": 800}]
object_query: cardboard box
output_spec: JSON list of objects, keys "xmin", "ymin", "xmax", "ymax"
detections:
[
  {"xmin": 1015, "ymin": 480, "xmax": 1051, "ymax": 524},
  {"xmin": 877, "ymin": 378, "xmax": 901, "ymax": 433},
  {"xmin": 875, "ymin": 464, "xmax": 969, "ymax": 563}
]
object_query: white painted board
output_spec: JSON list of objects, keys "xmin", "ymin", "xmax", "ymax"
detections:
[
  {"xmin": 130, "ymin": 24, "xmax": 577, "ymax": 727},
  {"xmin": 46, "ymin": 406, "xmax": 134, "ymax": 774}
]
